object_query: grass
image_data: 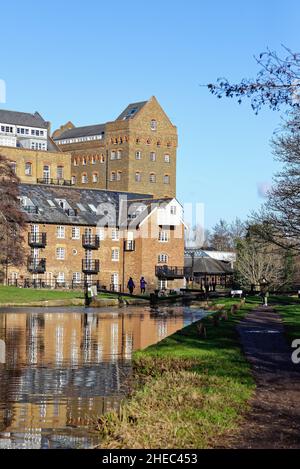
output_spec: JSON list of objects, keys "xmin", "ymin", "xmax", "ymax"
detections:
[
  {"xmin": 0, "ymin": 285, "xmax": 84, "ymax": 304},
  {"xmin": 268, "ymin": 295, "xmax": 300, "ymax": 343},
  {"xmin": 95, "ymin": 297, "xmax": 260, "ymax": 449}
]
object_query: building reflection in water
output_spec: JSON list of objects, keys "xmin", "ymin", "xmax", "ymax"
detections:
[{"xmin": 0, "ymin": 306, "xmax": 205, "ymax": 448}]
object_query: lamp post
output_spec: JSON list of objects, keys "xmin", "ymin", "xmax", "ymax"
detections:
[{"xmin": 259, "ymin": 277, "xmax": 269, "ymax": 306}]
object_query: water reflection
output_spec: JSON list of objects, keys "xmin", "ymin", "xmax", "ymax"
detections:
[{"xmin": 0, "ymin": 305, "xmax": 206, "ymax": 448}]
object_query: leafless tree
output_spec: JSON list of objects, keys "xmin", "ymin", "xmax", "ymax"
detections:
[
  {"xmin": 235, "ymin": 237, "xmax": 291, "ymax": 290},
  {"xmin": 207, "ymin": 46, "xmax": 300, "ymax": 113}
]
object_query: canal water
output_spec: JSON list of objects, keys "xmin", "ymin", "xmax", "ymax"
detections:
[{"xmin": 0, "ymin": 305, "xmax": 207, "ymax": 449}]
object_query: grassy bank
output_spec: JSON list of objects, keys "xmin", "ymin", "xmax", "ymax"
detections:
[
  {"xmin": 96, "ymin": 298, "xmax": 259, "ymax": 449},
  {"xmin": 0, "ymin": 285, "xmax": 84, "ymax": 304}
]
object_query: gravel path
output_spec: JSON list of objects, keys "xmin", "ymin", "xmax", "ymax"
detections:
[{"xmin": 227, "ymin": 306, "xmax": 300, "ymax": 448}]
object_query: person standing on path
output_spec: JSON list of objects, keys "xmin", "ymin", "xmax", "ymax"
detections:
[
  {"xmin": 127, "ymin": 277, "xmax": 135, "ymax": 295},
  {"xmin": 140, "ymin": 277, "xmax": 147, "ymax": 294}
]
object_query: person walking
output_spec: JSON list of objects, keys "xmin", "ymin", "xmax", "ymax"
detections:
[
  {"xmin": 127, "ymin": 277, "xmax": 135, "ymax": 295},
  {"xmin": 140, "ymin": 276, "xmax": 147, "ymax": 294}
]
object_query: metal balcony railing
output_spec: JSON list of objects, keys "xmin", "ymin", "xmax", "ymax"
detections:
[
  {"xmin": 124, "ymin": 240, "xmax": 135, "ymax": 251},
  {"xmin": 82, "ymin": 235, "xmax": 100, "ymax": 250},
  {"xmin": 37, "ymin": 178, "xmax": 73, "ymax": 186},
  {"xmin": 27, "ymin": 257, "xmax": 46, "ymax": 274},
  {"xmin": 155, "ymin": 265, "xmax": 186, "ymax": 279},
  {"xmin": 82, "ymin": 259, "xmax": 100, "ymax": 274},
  {"xmin": 28, "ymin": 232, "xmax": 47, "ymax": 248}
]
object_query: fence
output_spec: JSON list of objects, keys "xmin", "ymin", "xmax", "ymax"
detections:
[{"xmin": 6, "ymin": 278, "xmax": 103, "ymax": 290}]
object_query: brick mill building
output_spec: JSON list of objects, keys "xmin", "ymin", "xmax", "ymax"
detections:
[{"xmin": 0, "ymin": 97, "xmax": 185, "ymax": 292}]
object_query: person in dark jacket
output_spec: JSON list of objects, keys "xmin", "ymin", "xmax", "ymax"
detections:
[
  {"xmin": 127, "ymin": 277, "xmax": 135, "ymax": 295},
  {"xmin": 140, "ymin": 277, "xmax": 147, "ymax": 294}
]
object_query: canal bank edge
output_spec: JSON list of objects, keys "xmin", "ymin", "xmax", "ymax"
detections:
[{"xmin": 95, "ymin": 297, "xmax": 258, "ymax": 449}]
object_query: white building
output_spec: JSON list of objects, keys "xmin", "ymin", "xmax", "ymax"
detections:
[{"xmin": 0, "ymin": 110, "xmax": 49, "ymax": 150}]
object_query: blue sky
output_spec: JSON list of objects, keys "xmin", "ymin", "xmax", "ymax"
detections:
[{"xmin": 1, "ymin": 0, "xmax": 298, "ymax": 229}]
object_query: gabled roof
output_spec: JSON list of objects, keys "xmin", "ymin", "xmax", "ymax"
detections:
[
  {"xmin": 0, "ymin": 109, "xmax": 48, "ymax": 129},
  {"xmin": 54, "ymin": 123, "xmax": 106, "ymax": 140},
  {"xmin": 116, "ymin": 101, "xmax": 148, "ymax": 121},
  {"xmin": 184, "ymin": 256, "xmax": 233, "ymax": 275},
  {"xmin": 19, "ymin": 184, "xmax": 152, "ymax": 226}
]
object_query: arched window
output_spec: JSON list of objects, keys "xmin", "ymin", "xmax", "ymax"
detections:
[
  {"xmin": 110, "ymin": 171, "xmax": 116, "ymax": 181},
  {"xmin": 100, "ymin": 154, "xmax": 105, "ymax": 163},
  {"xmin": 164, "ymin": 154, "xmax": 170, "ymax": 163},
  {"xmin": 135, "ymin": 151, "xmax": 141, "ymax": 160},
  {"xmin": 25, "ymin": 162, "xmax": 32, "ymax": 176},
  {"xmin": 71, "ymin": 175, "xmax": 77, "ymax": 185},
  {"xmin": 157, "ymin": 141, "xmax": 161, "ymax": 147},
  {"xmin": 57, "ymin": 165, "xmax": 64, "ymax": 180},
  {"xmin": 111, "ymin": 150, "xmax": 116, "ymax": 160},
  {"xmin": 117, "ymin": 171, "xmax": 122, "ymax": 181},
  {"xmin": 146, "ymin": 138, "xmax": 151, "ymax": 145},
  {"xmin": 151, "ymin": 119, "xmax": 157, "ymax": 131},
  {"xmin": 82, "ymin": 173, "xmax": 88, "ymax": 183},
  {"xmin": 92, "ymin": 173, "xmax": 99, "ymax": 183},
  {"xmin": 43, "ymin": 165, "xmax": 50, "ymax": 182},
  {"xmin": 135, "ymin": 172, "xmax": 141, "ymax": 182},
  {"xmin": 149, "ymin": 173, "xmax": 156, "ymax": 183},
  {"xmin": 150, "ymin": 152, "xmax": 156, "ymax": 162},
  {"xmin": 164, "ymin": 174, "xmax": 170, "ymax": 184},
  {"xmin": 91, "ymin": 155, "xmax": 96, "ymax": 164},
  {"xmin": 73, "ymin": 157, "xmax": 78, "ymax": 166},
  {"xmin": 117, "ymin": 150, "xmax": 122, "ymax": 159},
  {"xmin": 82, "ymin": 157, "xmax": 87, "ymax": 166}
]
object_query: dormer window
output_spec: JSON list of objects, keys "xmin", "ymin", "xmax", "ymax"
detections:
[{"xmin": 151, "ymin": 119, "xmax": 157, "ymax": 131}]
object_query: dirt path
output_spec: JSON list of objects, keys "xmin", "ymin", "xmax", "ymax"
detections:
[{"xmin": 226, "ymin": 306, "xmax": 300, "ymax": 449}]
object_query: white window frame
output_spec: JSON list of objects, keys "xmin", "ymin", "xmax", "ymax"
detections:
[
  {"xmin": 56, "ymin": 247, "xmax": 65, "ymax": 260},
  {"xmin": 159, "ymin": 230, "xmax": 169, "ymax": 242},
  {"xmin": 111, "ymin": 248, "xmax": 120, "ymax": 262},
  {"xmin": 72, "ymin": 226, "xmax": 80, "ymax": 239},
  {"xmin": 56, "ymin": 226, "xmax": 65, "ymax": 239}
]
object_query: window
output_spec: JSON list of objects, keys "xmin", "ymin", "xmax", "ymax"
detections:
[
  {"xmin": 82, "ymin": 173, "xmax": 88, "ymax": 183},
  {"xmin": 164, "ymin": 154, "xmax": 170, "ymax": 163},
  {"xmin": 47, "ymin": 199, "xmax": 55, "ymax": 207},
  {"xmin": 135, "ymin": 172, "xmax": 141, "ymax": 182},
  {"xmin": 71, "ymin": 175, "xmax": 77, "ymax": 185},
  {"xmin": 111, "ymin": 150, "xmax": 116, "ymax": 160},
  {"xmin": 150, "ymin": 152, "xmax": 156, "ymax": 162},
  {"xmin": 72, "ymin": 272, "xmax": 81, "ymax": 283},
  {"xmin": 157, "ymin": 141, "xmax": 161, "ymax": 147},
  {"xmin": 100, "ymin": 154, "xmax": 105, "ymax": 163},
  {"xmin": 150, "ymin": 119, "xmax": 157, "ymax": 131},
  {"xmin": 164, "ymin": 174, "xmax": 170, "ymax": 184},
  {"xmin": 112, "ymin": 248, "xmax": 120, "ymax": 261},
  {"xmin": 56, "ymin": 226, "xmax": 65, "ymax": 239},
  {"xmin": 135, "ymin": 151, "xmax": 141, "ymax": 160},
  {"xmin": 57, "ymin": 272, "xmax": 65, "ymax": 283},
  {"xmin": 56, "ymin": 247, "xmax": 65, "ymax": 260},
  {"xmin": 43, "ymin": 165, "xmax": 50, "ymax": 182},
  {"xmin": 117, "ymin": 171, "xmax": 122, "ymax": 181},
  {"xmin": 72, "ymin": 249, "xmax": 77, "ymax": 255},
  {"xmin": 158, "ymin": 253, "xmax": 168, "ymax": 263},
  {"xmin": 82, "ymin": 157, "xmax": 87, "ymax": 165},
  {"xmin": 159, "ymin": 231, "xmax": 169, "ymax": 242},
  {"xmin": 149, "ymin": 173, "xmax": 156, "ymax": 183},
  {"xmin": 170, "ymin": 205, "xmax": 177, "ymax": 215},
  {"xmin": 10, "ymin": 162, "xmax": 17, "ymax": 173},
  {"xmin": 92, "ymin": 173, "xmax": 99, "ymax": 183},
  {"xmin": 111, "ymin": 171, "xmax": 116, "ymax": 181},
  {"xmin": 57, "ymin": 166, "xmax": 64, "ymax": 179},
  {"xmin": 25, "ymin": 162, "xmax": 32, "ymax": 176},
  {"xmin": 111, "ymin": 273, "xmax": 119, "ymax": 289},
  {"xmin": 111, "ymin": 229, "xmax": 119, "ymax": 241},
  {"xmin": 73, "ymin": 158, "xmax": 78, "ymax": 166},
  {"xmin": 117, "ymin": 150, "xmax": 122, "ymax": 159},
  {"xmin": 72, "ymin": 226, "xmax": 80, "ymax": 239},
  {"xmin": 146, "ymin": 139, "xmax": 151, "ymax": 145},
  {"xmin": 96, "ymin": 227, "xmax": 105, "ymax": 240},
  {"xmin": 91, "ymin": 156, "xmax": 96, "ymax": 164}
]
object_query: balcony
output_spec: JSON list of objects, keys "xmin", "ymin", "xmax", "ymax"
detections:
[
  {"xmin": 28, "ymin": 232, "xmax": 47, "ymax": 248},
  {"xmin": 37, "ymin": 178, "xmax": 73, "ymax": 186},
  {"xmin": 155, "ymin": 265, "xmax": 186, "ymax": 279},
  {"xmin": 27, "ymin": 257, "xmax": 46, "ymax": 274},
  {"xmin": 65, "ymin": 208, "xmax": 78, "ymax": 217},
  {"xmin": 22, "ymin": 205, "xmax": 39, "ymax": 214},
  {"xmin": 82, "ymin": 259, "xmax": 100, "ymax": 275},
  {"xmin": 82, "ymin": 235, "xmax": 100, "ymax": 250},
  {"xmin": 124, "ymin": 240, "xmax": 135, "ymax": 251}
]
